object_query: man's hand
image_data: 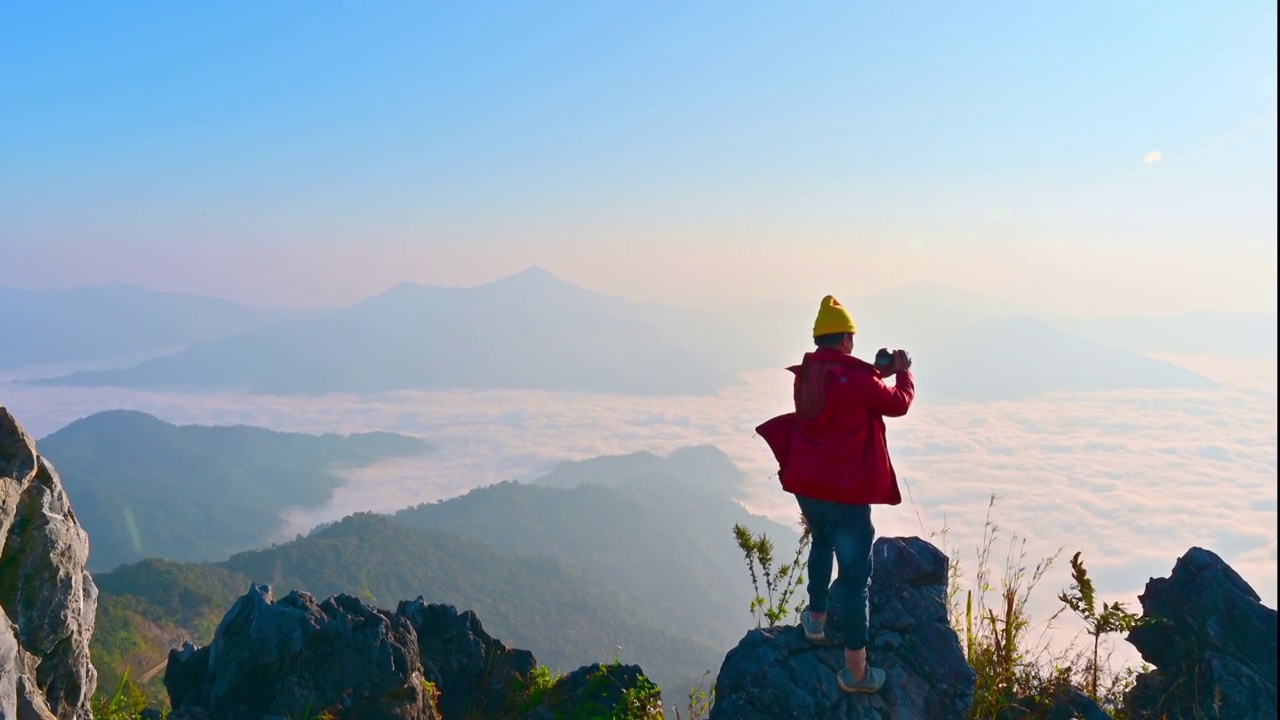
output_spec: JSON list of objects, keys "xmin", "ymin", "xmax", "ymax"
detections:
[
  {"xmin": 875, "ymin": 348, "xmax": 894, "ymax": 378},
  {"xmin": 892, "ymin": 349, "xmax": 912, "ymax": 373}
]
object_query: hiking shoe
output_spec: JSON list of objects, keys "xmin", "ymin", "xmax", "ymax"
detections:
[
  {"xmin": 837, "ymin": 666, "xmax": 886, "ymax": 693},
  {"xmin": 799, "ymin": 610, "xmax": 825, "ymax": 642}
]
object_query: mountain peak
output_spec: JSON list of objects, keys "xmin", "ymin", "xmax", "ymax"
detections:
[
  {"xmin": 517, "ymin": 264, "xmax": 555, "ymax": 278},
  {"xmin": 474, "ymin": 264, "xmax": 590, "ymax": 297},
  {"xmin": 490, "ymin": 264, "xmax": 565, "ymax": 287}
]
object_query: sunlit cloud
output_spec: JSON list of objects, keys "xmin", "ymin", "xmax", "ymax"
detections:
[
  {"xmin": 3, "ymin": 357, "xmax": 1275, "ymax": 669},
  {"xmin": 1144, "ymin": 150, "xmax": 1164, "ymax": 164}
]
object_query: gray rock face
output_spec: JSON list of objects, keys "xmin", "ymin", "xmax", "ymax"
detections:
[
  {"xmin": 1124, "ymin": 546, "xmax": 1278, "ymax": 720},
  {"xmin": 710, "ymin": 536, "xmax": 974, "ymax": 720},
  {"xmin": 0, "ymin": 407, "xmax": 98, "ymax": 720},
  {"xmin": 396, "ymin": 598, "xmax": 536, "ymax": 720},
  {"xmin": 166, "ymin": 584, "xmax": 441, "ymax": 720},
  {"xmin": 166, "ymin": 584, "xmax": 652, "ymax": 720}
]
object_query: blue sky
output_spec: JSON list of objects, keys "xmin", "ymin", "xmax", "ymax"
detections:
[{"xmin": 2, "ymin": 2, "xmax": 1276, "ymax": 313}]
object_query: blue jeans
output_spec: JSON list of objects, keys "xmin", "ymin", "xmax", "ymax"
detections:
[{"xmin": 797, "ymin": 495, "xmax": 874, "ymax": 651}]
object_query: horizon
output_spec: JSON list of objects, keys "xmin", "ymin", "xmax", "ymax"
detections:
[{"xmin": 5, "ymin": 265, "xmax": 1279, "ymax": 321}]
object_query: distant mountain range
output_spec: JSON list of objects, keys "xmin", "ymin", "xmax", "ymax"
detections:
[
  {"xmin": 0, "ymin": 282, "xmax": 282, "ymax": 371},
  {"xmin": 32, "ymin": 267, "xmax": 741, "ymax": 396},
  {"xmin": 39, "ymin": 410, "xmax": 430, "ymax": 571},
  {"xmin": 15, "ymin": 268, "xmax": 1266, "ymax": 401}
]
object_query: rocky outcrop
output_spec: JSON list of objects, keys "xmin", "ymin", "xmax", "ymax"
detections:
[
  {"xmin": 0, "ymin": 407, "xmax": 98, "ymax": 720},
  {"xmin": 1124, "ymin": 546, "xmax": 1277, "ymax": 720},
  {"xmin": 165, "ymin": 584, "xmax": 661, "ymax": 720},
  {"xmin": 710, "ymin": 536, "xmax": 974, "ymax": 720}
]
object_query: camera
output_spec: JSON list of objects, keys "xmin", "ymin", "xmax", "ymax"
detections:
[{"xmin": 875, "ymin": 348, "xmax": 910, "ymax": 372}]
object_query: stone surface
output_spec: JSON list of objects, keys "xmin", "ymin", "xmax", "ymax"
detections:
[
  {"xmin": 166, "ymin": 584, "xmax": 438, "ymax": 720},
  {"xmin": 1124, "ymin": 546, "xmax": 1278, "ymax": 720},
  {"xmin": 0, "ymin": 407, "xmax": 97, "ymax": 720},
  {"xmin": 397, "ymin": 598, "xmax": 536, "ymax": 719},
  {"xmin": 710, "ymin": 536, "xmax": 975, "ymax": 720},
  {"xmin": 166, "ymin": 584, "xmax": 655, "ymax": 720}
]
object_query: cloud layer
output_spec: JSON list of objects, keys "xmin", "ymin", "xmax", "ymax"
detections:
[{"xmin": 4, "ymin": 356, "xmax": 1274, "ymax": 668}]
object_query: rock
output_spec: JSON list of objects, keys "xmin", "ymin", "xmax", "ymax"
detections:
[
  {"xmin": 163, "ymin": 643, "xmax": 209, "ymax": 712},
  {"xmin": 166, "ymin": 584, "xmax": 656, "ymax": 720},
  {"xmin": 521, "ymin": 662, "xmax": 662, "ymax": 719},
  {"xmin": 995, "ymin": 684, "xmax": 1110, "ymax": 720},
  {"xmin": 397, "ymin": 598, "xmax": 536, "ymax": 719},
  {"xmin": 1123, "ymin": 546, "xmax": 1278, "ymax": 720},
  {"xmin": 166, "ymin": 584, "xmax": 437, "ymax": 720},
  {"xmin": 710, "ymin": 536, "xmax": 974, "ymax": 720},
  {"xmin": 0, "ymin": 407, "xmax": 97, "ymax": 720}
]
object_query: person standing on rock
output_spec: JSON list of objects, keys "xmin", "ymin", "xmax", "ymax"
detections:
[{"xmin": 755, "ymin": 294, "xmax": 914, "ymax": 694}]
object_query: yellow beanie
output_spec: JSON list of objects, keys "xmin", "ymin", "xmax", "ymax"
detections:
[{"xmin": 813, "ymin": 295, "xmax": 856, "ymax": 337}]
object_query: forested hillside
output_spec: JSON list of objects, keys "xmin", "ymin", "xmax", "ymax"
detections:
[{"xmin": 41, "ymin": 410, "xmax": 430, "ymax": 570}]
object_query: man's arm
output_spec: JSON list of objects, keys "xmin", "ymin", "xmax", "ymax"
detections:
[{"xmin": 857, "ymin": 369, "xmax": 914, "ymax": 418}]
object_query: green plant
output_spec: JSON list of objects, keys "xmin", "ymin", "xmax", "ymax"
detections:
[
  {"xmin": 422, "ymin": 677, "xmax": 442, "ymax": 715},
  {"xmin": 508, "ymin": 664, "xmax": 565, "ymax": 715},
  {"xmin": 505, "ymin": 660, "xmax": 662, "ymax": 720},
  {"xmin": 674, "ymin": 670, "xmax": 714, "ymax": 720},
  {"xmin": 90, "ymin": 668, "xmax": 152, "ymax": 720},
  {"xmin": 618, "ymin": 672, "xmax": 664, "ymax": 720},
  {"xmin": 732, "ymin": 515, "xmax": 811, "ymax": 627},
  {"xmin": 938, "ymin": 494, "xmax": 1160, "ymax": 719},
  {"xmin": 929, "ymin": 514, "xmax": 967, "ymax": 629},
  {"xmin": 949, "ymin": 494, "xmax": 1072, "ymax": 719},
  {"xmin": 1057, "ymin": 551, "xmax": 1144, "ymax": 701}
]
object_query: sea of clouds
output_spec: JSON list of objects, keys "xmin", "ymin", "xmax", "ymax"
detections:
[{"xmin": 3, "ymin": 353, "xmax": 1274, "ymax": 671}]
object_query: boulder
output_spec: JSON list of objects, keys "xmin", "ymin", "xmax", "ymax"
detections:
[
  {"xmin": 710, "ymin": 536, "xmax": 974, "ymax": 720},
  {"xmin": 0, "ymin": 407, "xmax": 98, "ymax": 720},
  {"xmin": 165, "ymin": 584, "xmax": 658, "ymax": 720},
  {"xmin": 397, "ymin": 598, "xmax": 537, "ymax": 719},
  {"xmin": 166, "ymin": 584, "xmax": 438, "ymax": 720},
  {"xmin": 1124, "ymin": 546, "xmax": 1277, "ymax": 720}
]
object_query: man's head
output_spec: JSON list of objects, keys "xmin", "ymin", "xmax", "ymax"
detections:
[{"xmin": 812, "ymin": 295, "xmax": 856, "ymax": 354}]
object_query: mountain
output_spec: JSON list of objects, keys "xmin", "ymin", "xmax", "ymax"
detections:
[
  {"xmin": 842, "ymin": 305, "xmax": 1219, "ymax": 402},
  {"xmin": 92, "ymin": 513, "xmax": 725, "ymax": 703},
  {"xmin": 30, "ymin": 274, "xmax": 1227, "ymax": 400},
  {"xmin": 36, "ymin": 266, "xmax": 744, "ymax": 396},
  {"xmin": 0, "ymin": 282, "xmax": 283, "ymax": 371},
  {"xmin": 394, "ymin": 446, "xmax": 801, "ymax": 652},
  {"xmin": 533, "ymin": 444, "xmax": 752, "ymax": 496},
  {"xmin": 1048, "ymin": 311, "xmax": 1278, "ymax": 358},
  {"xmin": 39, "ymin": 410, "xmax": 430, "ymax": 571},
  {"xmin": 709, "ymin": 282, "xmax": 1221, "ymax": 401}
]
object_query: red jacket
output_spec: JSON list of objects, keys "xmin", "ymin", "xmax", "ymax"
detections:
[{"xmin": 756, "ymin": 348, "xmax": 914, "ymax": 506}]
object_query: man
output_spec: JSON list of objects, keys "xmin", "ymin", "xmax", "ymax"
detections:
[{"xmin": 756, "ymin": 294, "xmax": 914, "ymax": 693}]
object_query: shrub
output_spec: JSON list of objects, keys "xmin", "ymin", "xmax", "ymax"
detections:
[{"xmin": 731, "ymin": 515, "xmax": 811, "ymax": 627}]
